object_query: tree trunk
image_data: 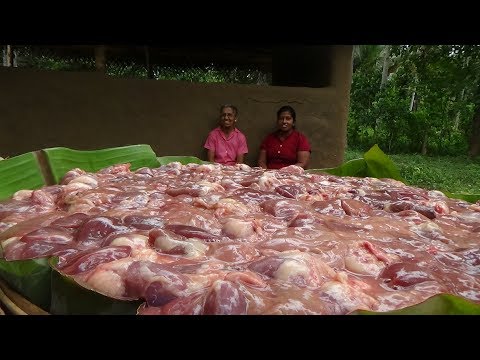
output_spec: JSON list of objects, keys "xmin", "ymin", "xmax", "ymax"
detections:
[
  {"xmin": 421, "ymin": 132, "xmax": 428, "ymax": 155},
  {"xmin": 374, "ymin": 46, "xmax": 391, "ymax": 131},
  {"xmin": 469, "ymin": 104, "xmax": 480, "ymax": 157},
  {"xmin": 454, "ymin": 88, "xmax": 466, "ymax": 131},
  {"xmin": 409, "ymin": 90, "xmax": 417, "ymax": 111},
  {"xmin": 380, "ymin": 45, "xmax": 390, "ymax": 89}
]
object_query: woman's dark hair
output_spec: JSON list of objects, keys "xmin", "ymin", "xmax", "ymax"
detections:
[
  {"xmin": 277, "ymin": 105, "xmax": 296, "ymax": 122},
  {"xmin": 220, "ymin": 104, "xmax": 238, "ymax": 117}
]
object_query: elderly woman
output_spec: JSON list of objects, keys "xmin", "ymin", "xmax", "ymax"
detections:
[
  {"xmin": 258, "ymin": 105, "xmax": 311, "ymax": 169},
  {"xmin": 204, "ymin": 104, "xmax": 249, "ymax": 166}
]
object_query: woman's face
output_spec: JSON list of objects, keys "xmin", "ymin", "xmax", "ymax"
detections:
[
  {"xmin": 277, "ymin": 111, "xmax": 295, "ymax": 133},
  {"xmin": 220, "ymin": 107, "xmax": 236, "ymax": 129}
]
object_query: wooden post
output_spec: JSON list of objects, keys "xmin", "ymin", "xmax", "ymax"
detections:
[
  {"xmin": 145, "ymin": 46, "xmax": 154, "ymax": 79},
  {"xmin": 6, "ymin": 45, "xmax": 14, "ymax": 67},
  {"xmin": 94, "ymin": 45, "xmax": 106, "ymax": 72}
]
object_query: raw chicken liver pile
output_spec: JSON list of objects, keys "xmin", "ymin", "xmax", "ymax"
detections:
[{"xmin": 1, "ymin": 162, "xmax": 479, "ymax": 314}]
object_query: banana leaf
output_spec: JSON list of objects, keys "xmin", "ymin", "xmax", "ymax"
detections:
[
  {"xmin": 307, "ymin": 158, "xmax": 367, "ymax": 177},
  {"xmin": 0, "ymin": 152, "xmax": 46, "ymax": 200},
  {"xmin": 0, "ymin": 258, "xmax": 51, "ymax": 311},
  {"xmin": 157, "ymin": 155, "xmax": 208, "ymax": 165},
  {"xmin": 49, "ymin": 258, "xmax": 142, "ymax": 315},
  {"xmin": 352, "ymin": 294, "xmax": 480, "ymax": 315},
  {"xmin": 43, "ymin": 145, "xmax": 161, "ymax": 184},
  {"xmin": 307, "ymin": 145, "xmax": 405, "ymax": 182},
  {"xmin": 362, "ymin": 144, "xmax": 405, "ymax": 181}
]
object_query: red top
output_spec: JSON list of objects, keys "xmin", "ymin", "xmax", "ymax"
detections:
[
  {"xmin": 260, "ymin": 130, "xmax": 311, "ymax": 169},
  {"xmin": 204, "ymin": 127, "xmax": 248, "ymax": 166}
]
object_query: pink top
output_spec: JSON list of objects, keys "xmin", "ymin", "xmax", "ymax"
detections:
[{"xmin": 204, "ymin": 127, "xmax": 248, "ymax": 165}]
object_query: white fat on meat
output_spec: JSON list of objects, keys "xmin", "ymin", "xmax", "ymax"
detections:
[
  {"xmin": 274, "ymin": 259, "xmax": 311, "ymax": 282},
  {"xmin": 69, "ymin": 175, "xmax": 98, "ymax": 188},
  {"xmin": 192, "ymin": 194, "xmax": 222, "ymax": 209},
  {"xmin": 194, "ymin": 164, "xmax": 217, "ymax": 173},
  {"xmin": 278, "ymin": 165, "xmax": 304, "ymax": 175},
  {"xmin": 428, "ymin": 190, "xmax": 446, "ymax": 199},
  {"xmin": 110, "ymin": 234, "xmax": 149, "ymax": 250},
  {"xmin": 454, "ymin": 210, "xmax": 480, "ymax": 223},
  {"xmin": 268, "ymin": 299, "xmax": 311, "ymax": 314},
  {"xmin": 352, "ymin": 188, "xmax": 367, "ymax": 197},
  {"xmin": 413, "ymin": 221, "xmax": 443, "ymax": 234},
  {"xmin": 195, "ymin": 181, "xmax": 225, "ymax": 196},
  {"xmin": 154, "ymin": 232, "xmax": 208, "ymax": 258},
  {"xmin": 12, "ymin": 190, "xmax": 34, "ymax": 201},
  {"xmin": 344, "ymin": 255, "xmax": 384, "ymax": 276},
  {"xmin": 135, "ymin": 261, "xmax": 200, "ymax": 296},
  {"xmin": 1, "ymin": 236, "xmax": 20, "ymax": 249},
  {"xmin": 257, "ymin": 173, "xmax": 281, "ymax": 191},
  {"xmin": 220, "ymin": 178, "xmax": 244, "ymax": 191},
  {"xmin": 320, "ymin": 280, "xmax": 379, "ymax": 313},
  {"xmin": 410, "ymin": 221, "xmax": 450, "ymax": 246},
  {"xmin": 133, "ymin": 248, "xmax": 167, "ymax": 262},
  {"xmin": 222, "ymin": 218, "xmax": 255, "ymax": 239},
  {"xmin": 273, "ymin": 251, "xmax": 336, "ymax": 287},
  {"xmin": 344, "ymin": 242, "xmax": 397, "ymax": 276},
  {"xmin": 83, "ymin": 258, "xmax": 134, "ymax": 299},
  {"xmin": 297, "ymin": 192, "xmax": 330, "ymax": 202},
  {"xmin": 234, "ymin": 163, "xmax": 251, "ymax": 171},
  {"xmin": 108, "ymin": 234, "xmax": 167, "ymax": 263},
  {"xmin": 64, "ymin": 181, "xmax": 95, "ymax": 193},
  {"xmin": 63, "ymin": 182, "xmax": 95, "ymax": 204},
  {"xmin": 214, "ymin": 198, "xmax": 251, "ymax": 217},
  {"xmin": 165, "ymin": 162, "xmax": 182, "ymax": 170}
]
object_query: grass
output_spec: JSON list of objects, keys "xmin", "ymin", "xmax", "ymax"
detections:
[{"xmin": 344, "ymin": 149, "xmax": 480, "ymax": 194}]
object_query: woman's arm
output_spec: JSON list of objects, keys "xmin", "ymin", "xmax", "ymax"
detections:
[
  {"xmin": 295, "ymin": 151, "xmax": 310, "ymax": 169},
  {"xmin": 258, "ymin": 149, "xmax": 267, "ymax": 169},
  {"xmin": 236, "ymin": 153, "xmax": 245, "ymax": 164},
  {"xmin": 207, "ymin": 149, "xmax": 216, "ymax": 163},
  {"xmin": 236, "ymin": 134, "xmax": 248, "ymax": 164}
]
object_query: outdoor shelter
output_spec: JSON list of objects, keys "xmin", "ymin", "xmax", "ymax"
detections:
[{"xmin": 0, "ymin": 44, "xmax": 353, "ymax": 168}]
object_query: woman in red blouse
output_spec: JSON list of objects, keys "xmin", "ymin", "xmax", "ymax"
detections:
[{"xmin": 258, "ymin": 105, "xmax": 311, "ymax": 169}]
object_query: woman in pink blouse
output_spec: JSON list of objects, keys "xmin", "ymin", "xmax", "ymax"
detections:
[
  {"xmin": 204, "ymin": 104, "xmax": 248, "ymax": 165},
  {"xmin": 258, "ymin": 105, "xmax": 311, "ymax": 169}
]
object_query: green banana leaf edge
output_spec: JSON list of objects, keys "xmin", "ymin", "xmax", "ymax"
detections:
[
  {"xmin": 49, "ymin": 257, "xmax": 142, "ymax": 315},
  {"xmin": 0, "ymin": 152, "xmax": 46, "ymax": 201},
  {"xmin": 307, "ymin": 144, "xmax": 405, "ymax": 182},
  {"xmin": 44, "ymin": 144, "xmax": 160, "ymax": 184},
  {"xmin": 0, "ymin": 257, "xmax": 51, "ymax": 311},
  {"xmin": 157, "ymin": 155, "xmax": 209, "ymax": 165},
  {"xmin": 352, "ymin": 293, "xmax": 480, "ymax": 315}
]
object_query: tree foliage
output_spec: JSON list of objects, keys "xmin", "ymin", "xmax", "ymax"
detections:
[{"xmin": 349, "ymin": 45, "xmax": 480, "ymax": 156}]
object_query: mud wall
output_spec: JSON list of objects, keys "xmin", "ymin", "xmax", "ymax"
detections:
[{"xmin": 0, "ymin": 46, "xmax": 352, "ymax": 168}]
